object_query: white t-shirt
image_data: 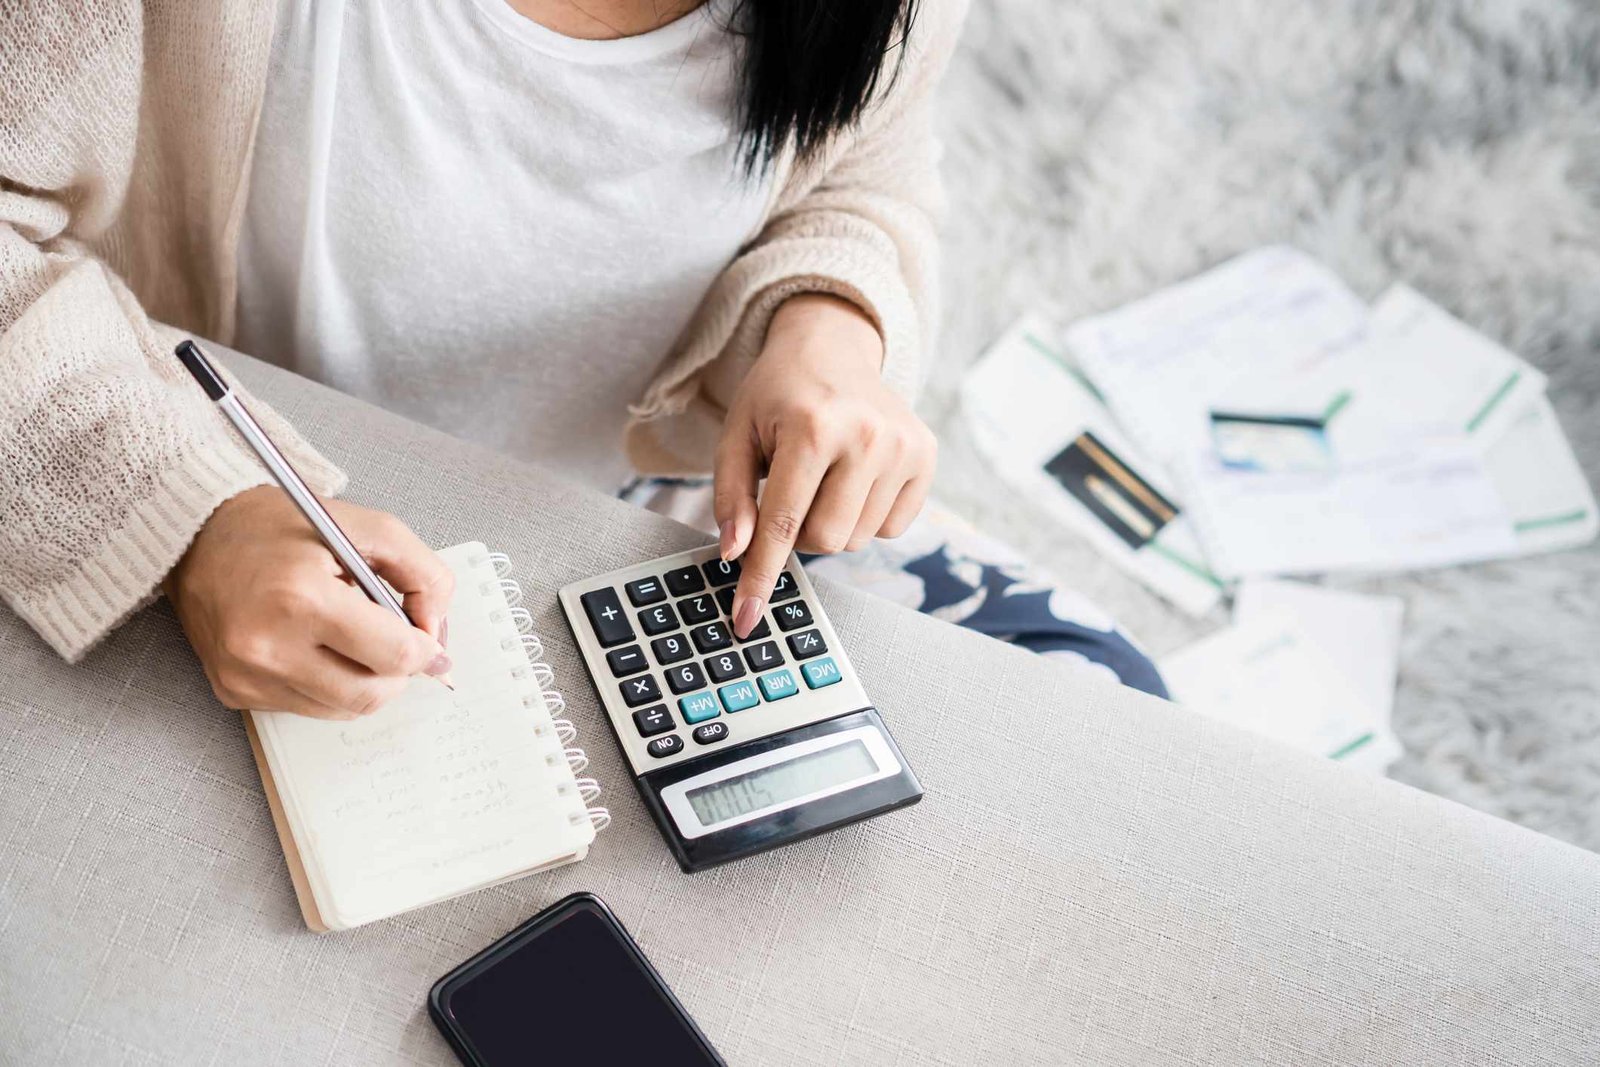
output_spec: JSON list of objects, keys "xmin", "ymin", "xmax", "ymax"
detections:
[{"xmin": 236, "ymin": 0, "xmax": 773, "ymax": 490}]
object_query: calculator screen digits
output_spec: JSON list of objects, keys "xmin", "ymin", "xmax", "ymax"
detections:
[{"xmin": 685, "ymin": 740, "xmax": 878, "ymax": 826}]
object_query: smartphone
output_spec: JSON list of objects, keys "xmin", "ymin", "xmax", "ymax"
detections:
[{"xmin": 429, "ymin": 892, "xmax": 725, "ymax": 1067}]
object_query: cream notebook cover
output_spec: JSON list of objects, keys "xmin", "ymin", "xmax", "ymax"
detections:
[{"xmin": 246, "ymin": 543, "xmax": 607, "ymax": 932}]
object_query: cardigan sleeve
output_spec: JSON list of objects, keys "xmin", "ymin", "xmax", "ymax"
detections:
[
  {"xmin": 0, "ymin": 3, "xmax": 344, "ymax": 661},
  {"xmin": 624, "ymin": 0, "xmax": 969, "ymax": 474}
]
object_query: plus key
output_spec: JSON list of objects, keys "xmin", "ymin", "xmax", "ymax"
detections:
[{"xmin": 580, "ymin": 587, "xmax": 635, "ymax": 648}]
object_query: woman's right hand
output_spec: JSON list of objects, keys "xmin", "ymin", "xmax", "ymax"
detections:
[{"xmin": 167, "ymin": 486, "xmax": 455, "ymax": 720}]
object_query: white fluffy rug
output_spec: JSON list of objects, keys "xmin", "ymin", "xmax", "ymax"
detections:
[{"xmin": 925, "ymin": 0, "xmax": 1600, "ymax": 849}]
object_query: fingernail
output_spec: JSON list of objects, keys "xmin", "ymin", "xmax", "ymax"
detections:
[
  {"xmin": 440, "ymin": 617, "xmax": 450, "ymax": 648},
  {"xmin": 734, "ymin": 596, "xmax": 764, "ymax": 639},
  {"xmin": 424, "ymin": 653, "xmax": 453, "ymax": 677},
  {"xmin": 719, "ymin": 520, "xmax": 737, "ymax": 562}
]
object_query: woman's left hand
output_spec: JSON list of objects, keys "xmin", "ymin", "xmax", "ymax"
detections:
[{"xmin": 715, "ymin": 293, "xmax": 937, "ymax": 638}]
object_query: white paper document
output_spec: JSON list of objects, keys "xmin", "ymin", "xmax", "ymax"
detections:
[
  {"xmin": 1181, "ymin": 436, "xmax": 1518, "ymax": 579},
  {"xmin": 1160, "ymin": 612, "xmax": 1389, "ymax": 764},
  {"xmin": 1314, "ymin": 285, "xmax": 1548, "ymax": 457},
  {"xmin": 1065, "ymin": 246, "xmax": 1370, "ymax": 466},
  {"xmin": 960, "ymin": 316, "xmax": 1225, "ymax": 615},
  {"xmin": 1484, "ymin": 393, "xmax": 1598, "ymax": 556},
  {"xmin": 1233, "ymin": 579, "xmax": 1405, "ymax": 772}
]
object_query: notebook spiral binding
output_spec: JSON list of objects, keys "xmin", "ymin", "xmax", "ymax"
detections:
[{"xmin": 481, "ymin": 551, "xmax": 611, "ymax": 834}]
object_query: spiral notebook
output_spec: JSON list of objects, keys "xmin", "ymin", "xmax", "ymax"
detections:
[{"xmin": 245, "ymin": 543, "xmax": 608, "ymax": 932}]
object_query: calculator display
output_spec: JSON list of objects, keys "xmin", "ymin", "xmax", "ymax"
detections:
[{"xmin": 685, "ymin": 740, "xmax": 878, "ymax": 827}]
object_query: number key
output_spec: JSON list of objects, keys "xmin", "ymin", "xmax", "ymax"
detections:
[
  {"xmin": 624, "ymin": 576, "xmax": 666, "ymax": 606},
  {"xmin": 638, "ymin": 602, "xmax": 679, "ymax": 636},
  {"xmin": 701, "ymin": 558, "xmax": 741, "ymax": 587},
  {"xmin": 651, "ymin": 633, "xmax": 691, "ymax": 665},
  {"xmin": 743, "ymin": 640, "xmax": 782, "ymax": 672},
  {"xmin": 774, "ymin": 600, "xmax": 813, "ymax": 632},
  {"xmin": 663, "ymin": 565, "xmax": 705, "ymax": 597},
  {"xmin": 691, "ymin": 621, "xmax": 732, "ymax": 654},
  {"xmin": 715, "ymin": 587, "xmax": 736, "ymax": 616},
  {"xmin": 667, "ymin": 662, "xmax": 707, "ymax": 695},
  {"xmin": 705, "ymin": 652, "xmax": 745, "ymax": 683},
  {"xmin": 679, "ymin": 593, "xmax": 717, "ymax": 625}
]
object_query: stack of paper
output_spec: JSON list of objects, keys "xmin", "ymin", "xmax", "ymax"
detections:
[
  {"xmin": 960, "ymin": 316, "xmax": 1225, "ymax": 616},
  {"xmin": 1061, "ymin": 247, "xmax": 1596, "ymax": 578},
  {"xmin": 1161, "ymin": 580, "xmax": 1405, "ymax": 773},
  {"xmin": 959, "ymin": 245, "xmax": 1596, "ymax": 772}
]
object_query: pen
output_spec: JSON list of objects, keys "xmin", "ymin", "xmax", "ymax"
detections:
[{"xmin": 174, "ymin": 339, "xmax": 453, "ymax": 691}]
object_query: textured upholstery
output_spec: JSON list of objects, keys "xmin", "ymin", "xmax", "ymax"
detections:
[{"xmin": 2, "ymin": 351, "xmax": 1597, "ymax": 1064}]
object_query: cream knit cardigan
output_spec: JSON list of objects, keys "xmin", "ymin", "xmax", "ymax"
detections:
[{"xmin": 0, "ymin": 0, "xmax": 964, "ymax": 662}]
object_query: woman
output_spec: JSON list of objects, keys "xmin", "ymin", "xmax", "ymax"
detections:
[{"xmin": 0, "ymin": 0, "xmax": 1161, "ymax": 720}]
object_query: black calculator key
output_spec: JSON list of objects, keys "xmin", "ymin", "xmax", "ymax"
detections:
[
  {"xmin": 620, "ymin": 674, "xmax": 662, "ymax": 707},
  {"xmin": 651, "ymin": 633, "xmax": 691, "ymax": 665},
  {"xmin": 581, "ymin": 588, "xmax": 634, "ymax": 648},
  {"xmin": 638, "ymin": 602, "xmax": 679, "ymax": 637},
  {"xmin": 737, "ymin": 616, "xmax": 771, "ymax": 642},
  {"xmin": 666, "ymin": 662, "xmax": 707, "ymax": 695},
  {"xmin": 715, "ymin": 587, "xmax": 736, "ymax": 616},
  {"xmin": 664, "ymin": 566, "xmax": 705, "ymax": 597},
  {"xmin": 701, "ymin": 558, "xmax": 740, "ymax": 587},
  {"xmin": 692, "ymin": 721, "xmax": 730, "ymax": 746},
  {"xmin": 632, "ymin": 705, "xmax": 673, "ymax": 737},
  {"xmin": 624, "ymin": 576, "xmax": 667, "ymax": 606},
  {"xmin": 679, "ymin": 593, "xmax": 718, "ymax": 624},
  {"xmin": 770, "ymin": 571, "xmax": 800, "ymax": 602},
  {"xmin": 704, "ymin": 652, "xmax": 745, "ymax": 683},
  {"xmin": 787, "ymin": 629, "xmax": 827, "ymax": 660},
  {"xmin": 690, "ymin": 622, "xmax": 732, "ymax": 654},
  {"xmin": 774, "ymin": 600, "xmax": 813, "ymax": 632},
  {"xmin": 647, "ymin": 734, "xmax": 684, "ymax": 759},
  {"xmin": 743, "ymin": 640, "xmax": 783, "ymax": 672},
  {"xmin": 606, "ymin": 645, "xmax": 649, "ymax": 677}
]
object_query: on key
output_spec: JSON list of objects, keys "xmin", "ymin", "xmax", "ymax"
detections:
[{"xmin": 581, "ymin": 587, "xmax": 634, "ymax": 648}]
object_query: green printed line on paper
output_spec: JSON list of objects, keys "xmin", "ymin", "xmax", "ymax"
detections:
[
  {"xmin": 1321, "ymin": 390, "xmax": 1353, "ymax": 423},
  {"xmin": 1513, "ymin": 509, "xmax": 1590, "ymax": 533},
  {"xmin": 1328, "ymin": 733, "xmax": 1375, "ymax": 761},
  {"xmin": 1465, "ymin": 371, "xmax": 1521, "ymax": 434},
  {"xmin": 1024, "ymin": 331, "xmax": 1105, "ymax": 401},
  {"xmin": 1147, "ymin": 540, "xmax": 1225, "ymax": 589}
]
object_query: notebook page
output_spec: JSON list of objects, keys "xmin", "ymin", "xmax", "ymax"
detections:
[{"xmin": 252, "ymin": 543, "xmax": 593, "ymax": 930}]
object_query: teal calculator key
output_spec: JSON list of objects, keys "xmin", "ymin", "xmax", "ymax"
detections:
[
  {"xmin": 718, "ymin": 680, "xmax": 760, "ymax": 713},
  {"xmin": 678, "ymin": 691, "xmax": 720, "ymax": 724},
  {"xmin": 757, "ymin": 669, "xmax": 798, "ymax": 701},
  {"xmin": 800, "ymin": 657, "xmax": 842, "ymax": 690}
]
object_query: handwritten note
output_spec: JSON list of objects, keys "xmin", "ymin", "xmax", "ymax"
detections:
[{"xmin": 252, "ymin": 543, "xmax": 592, "ymax": 929}]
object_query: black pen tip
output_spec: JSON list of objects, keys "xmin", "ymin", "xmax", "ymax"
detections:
[{"xmin": 175, "ymin": 340, "xmax": 229, "ymax": 401}]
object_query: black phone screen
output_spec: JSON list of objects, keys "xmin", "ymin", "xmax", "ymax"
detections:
[{"xmin": 433, "ymin": 895, "xmax": 722, "ymax": 1067}]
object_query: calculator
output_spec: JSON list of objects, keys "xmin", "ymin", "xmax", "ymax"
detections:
[{"xmin": 559, "ymin": 547, "xmax": 923, "ymax": 872}]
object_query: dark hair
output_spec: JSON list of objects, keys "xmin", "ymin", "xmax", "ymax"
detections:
[{"xmin": 728, "ymin": 0, "xmax": 920, "ymax": 171}]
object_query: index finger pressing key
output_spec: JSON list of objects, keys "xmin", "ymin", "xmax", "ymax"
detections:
[{"xmin": 732, "ymin": 447, "xmax": 828, "ymax": 638}]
